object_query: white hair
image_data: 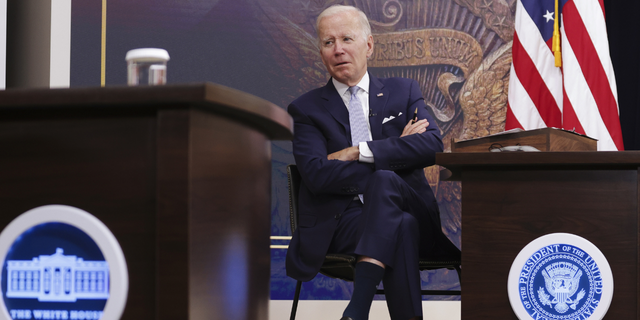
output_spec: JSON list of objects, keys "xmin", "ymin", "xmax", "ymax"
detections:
[{"xmin": 316, "ymin": 5, "xmax": 372, "ymax": 43}]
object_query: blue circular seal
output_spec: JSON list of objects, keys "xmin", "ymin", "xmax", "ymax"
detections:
[
  {"xmin": 508, "ymin": 233, "xmax": 613, "ymax": 320},
  {"xmin": 519, "ymin": 243, "xmax": 601, "ymax": 319},
  {"xmin": 0, "ymin": 205, "xmax": 129, "ymax": 320},
  {"xmin": 1, "ymin": 222, "xmax": 108, "ymax": 317}
]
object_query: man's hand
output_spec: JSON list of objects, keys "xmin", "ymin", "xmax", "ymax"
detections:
[
  {"xmin": 328, "ymin": 146, "xmax": 360, "ymax": 161},
  {"xmin": 400, "ymin": 119, "xmax": 429, "ymax": 137}
]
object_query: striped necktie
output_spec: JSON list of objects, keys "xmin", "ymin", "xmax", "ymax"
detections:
[
  {"xmin": 348, "ymin": 86, "xmax": 369, "ymax": 203},
  {"xmin": 348, "ymin": 86, "xmax": 370, "ymax": 146}
]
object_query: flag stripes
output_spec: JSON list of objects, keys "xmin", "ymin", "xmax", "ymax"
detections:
[
  {"xmin": 510, "ymin": 37, "xmax": 562, "ymax": 128},
  {"xmin": 509, "ymin": 0, "xmax": 563, "ymax": 130},
  {"xmin": 506, "ymin": 0, "xmax": 623, "ymax": 150}
]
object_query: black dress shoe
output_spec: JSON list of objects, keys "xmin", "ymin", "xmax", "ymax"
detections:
[{"xmin": 340, "ymin": 317, "xmax": 354, "ymax": 320}]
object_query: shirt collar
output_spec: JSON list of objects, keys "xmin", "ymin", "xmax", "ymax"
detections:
[{"xmin": 332, "ymin": 72, "xmax": 370, "ymax": 98}]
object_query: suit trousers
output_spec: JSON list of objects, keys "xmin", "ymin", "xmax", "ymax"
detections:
[{"xmin": 328, "ymin": 170, "xmax": 432, "ymax": 320}]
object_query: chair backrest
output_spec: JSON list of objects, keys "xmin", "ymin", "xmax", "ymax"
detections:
[{"xmin": 286, "ymin": 164, "xmax": 301, "ymax": 234}]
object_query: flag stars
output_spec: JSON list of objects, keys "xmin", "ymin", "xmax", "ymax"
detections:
[{"xmin": 544, "ymin": 10, "xmax": 555, "ymax": 22}]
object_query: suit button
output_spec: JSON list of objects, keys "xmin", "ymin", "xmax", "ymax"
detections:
[{"xmin": 334, "ymin": 213, "xmax": 341, "ymax": 220}]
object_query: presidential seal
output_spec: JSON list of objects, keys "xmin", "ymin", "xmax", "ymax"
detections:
[{"xmin": 507, "ymin": 233, "xmax": 614, "ymax": 320}]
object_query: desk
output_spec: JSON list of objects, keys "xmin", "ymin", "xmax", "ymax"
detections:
[
  {"xmin": 0, "ymin": 83, "xmax": 293, "ymax": 320},
  {"xmin": 437, "ymin": 151, "xmax": 640, "ymax": 319}
]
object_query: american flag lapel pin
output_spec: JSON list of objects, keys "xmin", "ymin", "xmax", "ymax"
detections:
[{"xmin": 377, "ymin": 93, "xmax": 383, "ymax": 97}]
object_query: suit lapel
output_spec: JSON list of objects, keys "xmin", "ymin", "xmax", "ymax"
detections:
[
  {"xmin": 320, "ymin": 80, "xmax": 351, "ymax": 144},
  {"xmin": 368, "ymin": 76, "xmax": 388, "ymax": 140}
]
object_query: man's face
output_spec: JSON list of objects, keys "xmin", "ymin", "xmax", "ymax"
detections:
[{"xmin": 317, "ymin": 11, "xmax": 374, "ymax": 87}]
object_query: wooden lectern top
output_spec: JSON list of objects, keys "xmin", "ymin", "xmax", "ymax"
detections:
[
  {"xmin": 451, "ymin": 128, "xmax": 597, "ymax": 153},
  {"xmin": 437, "ymin": 151, "xmax": 640, "ymax": 180},
  {"xmin": 440, "ymin": 128, "xmax": 631, "ymax": 180},
  {"xmin": 0, "ymin": 82, "xmax": 293, "ymax": 140}
]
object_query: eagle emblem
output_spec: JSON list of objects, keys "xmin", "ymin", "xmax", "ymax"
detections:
[{"xmin": 537, "ymin": 262, "xmax": 586, "ymax": 314}]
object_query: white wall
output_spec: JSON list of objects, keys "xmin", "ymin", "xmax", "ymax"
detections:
[
  {"xmin": 49, "ymin": 0, "xmax": 71, "ymax": 88},
  {"xmin": 0, "ymin": 0, "xmax": 6, "ymax": 89},
  {"xmin": 6, "ymin": 0, "xmax": 71, "ymax": 88}
]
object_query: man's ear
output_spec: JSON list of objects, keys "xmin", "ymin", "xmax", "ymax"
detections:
[{"xmin": 366, "ymin": 35, "xmax": 374, "ymax": 58}]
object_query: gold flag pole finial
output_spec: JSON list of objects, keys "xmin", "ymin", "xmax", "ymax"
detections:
[{"xmin": 552, "ymin": 0, "xmax": 562, "ymax": 67}]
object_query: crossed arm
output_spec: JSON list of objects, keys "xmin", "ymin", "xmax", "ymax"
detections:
[
  {"xmin": 288, "ymin": 79, "xmax": 443, "ymax": 196},
  {"xmin": 327, "ymin": 118, "xmax": 430, "ymax": 161}
]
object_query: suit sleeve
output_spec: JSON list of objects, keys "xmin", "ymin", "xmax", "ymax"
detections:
[
  {"xmin": 366, "ymin": 80, "xmax": 444, "ymax": 170},
  {"xmin": 288, "ymin": 101, "xmax": 375, "ymax": 196}
]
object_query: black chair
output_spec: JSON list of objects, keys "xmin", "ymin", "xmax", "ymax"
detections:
[{"xmin": 286, "ymin": 164, "xmax": 461, "ymax": 320}]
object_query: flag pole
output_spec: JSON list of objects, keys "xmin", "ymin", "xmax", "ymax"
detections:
[{"xmin": 553, "ymin": 0, "xmax": 562, "ymax": 67}]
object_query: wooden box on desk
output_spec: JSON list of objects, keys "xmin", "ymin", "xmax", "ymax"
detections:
[{"xmin": 451, "ymin": 127, "xmax": 597, "ymax": 152}]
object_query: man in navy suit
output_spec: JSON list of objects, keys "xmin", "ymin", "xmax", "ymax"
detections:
[{"xmin": 286, "ymin": 5, "xmax": 457, "ymax": 320}]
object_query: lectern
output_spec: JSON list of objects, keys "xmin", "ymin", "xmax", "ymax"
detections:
[
  {"xmin": 0, "ymin": 83, "xmax": 293, "ymax": 320},
  {"xmin": 437, "ymin": 151, "xmax": 640, "ymax": 319}
]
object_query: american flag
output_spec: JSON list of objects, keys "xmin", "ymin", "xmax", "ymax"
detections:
[{"xmin": 507, "ymin": 0, "xmax": 624, "ymax": 151}]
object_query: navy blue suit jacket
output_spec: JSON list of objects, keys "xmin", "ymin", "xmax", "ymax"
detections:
[{"xmin": 286, "ymin": 75, "xmax": 447, "ymax": 281}]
